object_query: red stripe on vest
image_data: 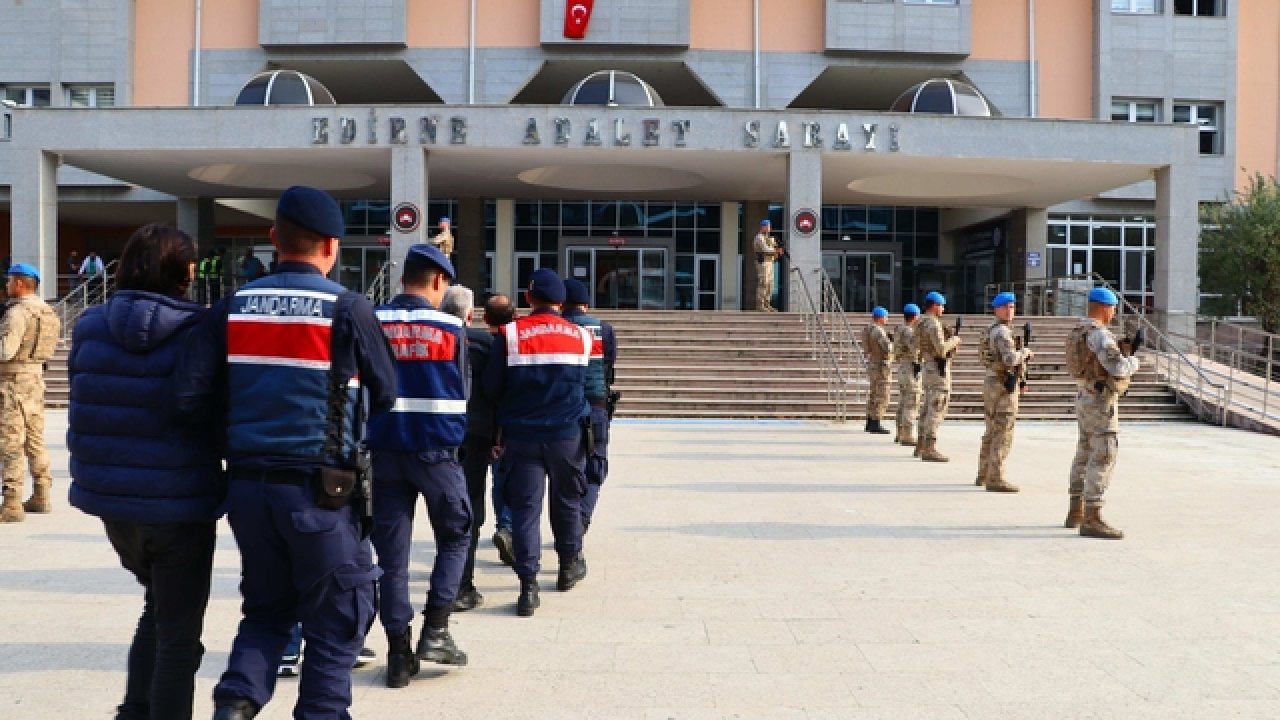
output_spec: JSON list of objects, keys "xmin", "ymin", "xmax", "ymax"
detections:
[
  {"xmin": 515, "ymin": 319, "xmax": 589, "ymax": 356},
  {"xmin": 228, "ymin": 321, "xmax": 331, "ymax": 363},
  {"xmin": 383, "ymin": 322, "xmax": 458, "ymax": 362}
]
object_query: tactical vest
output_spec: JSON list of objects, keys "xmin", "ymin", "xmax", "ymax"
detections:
[
  {"xmin": 367, "ymin": 303, "xmax": 468, "ymax": 451},
  {"xmin": 225, "ymin": 272, "xmax": 356, "ymax": 463},
  {"xmin": 1066, "ymin": 320, "xmax": 1130, "ymax": 394},
  {"xmin": 979, "ymin": 322, "xmax": 1000, "ymax": 370},
  {"xmin": 497, "ymin": 312, "xmax": 592, "ymax": 431},
  {"xmin": 915, "ymin": 315, "xmax": 945, "ymax": 360},
  {"xmin": 892, "ymin": 324, "xmax": 917, "ymax": 363},
  {"xmin": 0, "ymin": 297, "xmax": 60, "ymax": 370},
  {"xmin": 566, "ymin": 311, "xmax": 608, "ymax": 401}
]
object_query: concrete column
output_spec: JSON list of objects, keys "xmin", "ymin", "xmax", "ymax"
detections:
[
  {"xmin": 1154, "ymin": 161, "xmax": 1199, "ymax": 340},
  {"xmin": 786, "ymin": 151, "xmax": 823, "ymax": 313},
  {"xmin": 390, "ymin": 146, "xmax": 429, "ymax": 292},
  {"xmin": 176, "ymin": 197, "xmax": 217, "ymax": 255},
  {"xmin": 494, "ymin": 198, "xmax": 516, "ymax": 301},
  {"xmin": 719, "ymin": 202, "xmax": 740, "ymax": 310},
  {"xmin": 741, "ymin": 201, "xmax": 770, "ymax": 310},
  {"xmin": 1013, "ymin": 208, "xmax": 1048, "ymax": 283},
  {"xmin": 10, "ymin": 150, "xmax": 58, "ymax": 299},
  {"xmin": 454, "ymin": 197, "xmax": 485, "ymax": 293}
]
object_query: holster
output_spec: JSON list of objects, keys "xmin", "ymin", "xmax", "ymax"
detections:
[
  {"xmin": 1004, "ymin": 371, "xmax": 1018, "ymax": 394},
  {"xmin": 911, "ymin": 362, "xmax": 921, "ymax": 378},
  {"xmin": 935, "ymin": 358, "xmax": 948, "ymax": 376},
  {"xmin": 315, "ymin": 466, "xmax": 356, "ymax": 510},
  {"xmin": 607, "ymin": 390, "xmax": 622, "ymax": 421},
  {"xmin": 580, "ymin": 415, "xmax": 596, "ymax": 455}
]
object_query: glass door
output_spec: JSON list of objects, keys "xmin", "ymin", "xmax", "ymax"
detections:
[
  {"xmin": 514, "ymin": 252, "xmax": 541, "ymax": 309},
  {"xmin": 695, "ymin": 255, "xmax": 718, "ymax": 310},
  {"xmin": 822, "ymin": 251, "xmax": 895, "ymax": 312}
]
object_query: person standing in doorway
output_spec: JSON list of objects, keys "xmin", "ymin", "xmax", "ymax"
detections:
[{"xmin": 753, "ymin": 220, "xmax": 783, "ymax": 311}]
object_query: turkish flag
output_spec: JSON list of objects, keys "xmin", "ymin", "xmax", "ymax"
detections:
[{"xmin": 564, "ymin": 0, "xmax": 594, "ymax": 39}]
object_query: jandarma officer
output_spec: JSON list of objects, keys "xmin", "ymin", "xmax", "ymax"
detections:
[
  {"xmin": 179, "ymin": 186, "xmax": 397, "ymax": 720},
  {"xmin": 484, "ymin": 268, "xmax": 593, "ymax": 617},
  {"xmin": 367, "ymin": 244, "xmax": 471, "ymax": 688},
  {"xmin": 561, "ymin": 278, "xmax": 618, "ymax": 536}
]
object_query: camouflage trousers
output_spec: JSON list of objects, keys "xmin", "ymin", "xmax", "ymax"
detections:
[
  {"xmin": 978, "ymin": 376, "xmax": 1020, "ymax": 484},
  {"xmin": 1069, "ymin": 387, "xmax": 1121, "ymax": 507},
  {"xmin": 918, "ymin": 362, "xmax": 951, "ymax": 439},
  {"xmin": 756, "ymin": 261, "xmax": 775, "ymax": 310},
  {"xmin": 0, "ymin": 373, "xmax": 51, "ymax": 499},
  {"xmin": 895, "ymin": 363, "xmax": 921, "ymax": 434},
  {"xmin": 865, "ymin": 361, "xmax": 892, "ymax": 420}
]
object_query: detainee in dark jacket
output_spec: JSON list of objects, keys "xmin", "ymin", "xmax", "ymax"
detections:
[{"xmin": 67, "ymin": 224, "xmax": 224, "ymax": 720}]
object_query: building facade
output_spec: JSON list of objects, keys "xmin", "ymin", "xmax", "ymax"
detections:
[{"xmin": 2, "ymin": 0, "xmax": 1275, "ymax": 319}]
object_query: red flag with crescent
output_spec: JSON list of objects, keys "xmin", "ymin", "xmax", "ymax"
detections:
[{"xmin": 564, "ymin": 0, "xmax": 594, "ymax": 39}]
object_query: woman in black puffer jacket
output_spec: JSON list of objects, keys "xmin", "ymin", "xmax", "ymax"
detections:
[{"xmin": 68, "ymin": 224, "xmax": 223, "ymax": 720}]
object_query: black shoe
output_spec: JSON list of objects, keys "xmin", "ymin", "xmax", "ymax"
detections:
[
  {"xmin": 493, "ymin": 528, "xmax": 515, "ymax": 567},
  {"xmin": 386, "ymin": 628, "xmax": 420, "ymax": 688},
  {"xmin": 213, "ymin": 699, "xmax": 258, "ymax": 720},
  {"xmin": 517, "ymin": 578, "xmax": 540, "ymax": 617},
  {"xmin": 353, "ymin": 646, "xmax": 375, "ymax": 668},
  {"xmin": 556, "ymin": 553, "xmax": 587, "ymax": 592},
  {"xmin": 453, "ymin": 587, "xmax": 484, "ymax": 612},
  {"xmin": 868, "ymin": 420, "xmax": 892, "ymax": 435},
  {"xmin": 863, "ymin": 418, "xmax": 873, "ymax": 433},
  {"xmin": 416, "ymin": 626, "xmax": 469, "ymax": 666}
]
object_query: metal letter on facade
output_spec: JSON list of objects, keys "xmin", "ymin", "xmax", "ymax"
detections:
[
  {"xmin": 862, "ymin": 123, "xmax": 877, "ymax": 151},
  {"xmin": 554, "ymin": 117, "xmax": 572, "ymax": 145},
  {"xmin": 450, "ymin": 116, "xmax": 467, "ymax": 145},
  {"xmin": 744, "ymin": 120, "xmax": 761, "ymax": 148},
  {"xmin": 340, "ymin": 117, "xmax": 357, "ymax": 144},
  {"xmin": 524, "ymin": 118, "xmax": 541, "ymax": 145},
  {"xmin": 773, "ymin": 121, "xmax": 790, "ymax": 149},
  {"xmin": 671, "ymin": 119, "xmax": 690, "ymax": 147},
  {"xmin": 389, "ymin": 117, "xmax": 408, "ymax": 144},
  {"xmin": 613, "ymin": 118, "xmax": 631, "ymax": 146},
  {"xmin": 420, "ymin": 116, "xmax": 439, "ymax": 144},
  {"xmin": 642, "ymin": 118, "xmax": 661, "ymax": 146},
  {"xmin": 311, "ymin": 118, "xmax": 330, "ymax": 145},
  {"xmin": 584, "ymin": 119, "xmax": 602, "ymax": 146},
  {"xmin": 833, "ymin": 122, "xmax": 852, "ymax": 151},
  {"xmin": 889, "ymin": 123, "xmax": 900, "ymax": 152},
  {"xmin": 367, "ymin": 109, "xmax": 378, "ymax": 144},
  {"xmin": 802, "ymin": 122, "xmax": 823, "ymax": 148}
]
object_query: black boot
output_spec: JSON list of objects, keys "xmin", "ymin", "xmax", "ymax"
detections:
[
  {"xmin": 453, "ymin": 586, "xmax": 483, "ymax": 612},
  {"xmin": 417, "ymin": 625, "xmax": 468, "ymax": 666},
  {"xmin": 517, "ymin": 577, "xmax": 540, "ymax": 617},
  {"xmin": 557, "ymin": 553, "xmax": 587, "ymax": 592},
  {"xmin": 864, "ymin": 418, "xmax": 873, "ymax": 433},
  {"xmin": 868, "ymin": 419, "xmax": 891, "ymax": 435},
  {"xmin": 212, "ymin": 699, "xmax": 258, "ymax": 720},
  {"xmin": 386, "ymin": 628, "xmax": 420, "ymax": 688}
]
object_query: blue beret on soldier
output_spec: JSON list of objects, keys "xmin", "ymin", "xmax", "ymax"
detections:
[
  {"xmin": 1088, "ymin": 287, "xmax": 1119, "ymax": 306},
  {"xmin": 871, "ymin": 306, "xmax": 888, "ymax": 318},
  {"xmin": 6, "ymin": 262, "xmax": 40, "ymax": 283},
  {"xmin": 276, "ymin": 185, "xmax": 345, "ymax": 239},
  {"xmin": 903, "ymin": 303, "xmax": 920, "ymax": 316},
  {"xmin": 991, "ymin": 292, "xmax": 1017, "ymax": 309},
  {"xmin": 528, "ymin": 267, "xmax": 566, "ymax": 304},
  {"xmin": 405, "ymin": 243, "xmax": 456, "ymax": 281},
  {"xmin": 924, "ymin": 291, "xmax": 946, "ymax": 305},
  {"xmin": 760, "ymin": 219, "xmax": 771, "ymax": 226}
]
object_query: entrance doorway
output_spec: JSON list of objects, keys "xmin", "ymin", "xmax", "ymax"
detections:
[
  {"xmin": 822, "ymin": 251, "xmax": 894, "ymax": 312},
  {"xmin": 566, "ymin": 246, "xmax": 668, "ymax": 309},
  {"xmin": 338, "ymin": 243, "xmax": 389, "ymax": 294},
  {"xmin": 514, "ymin": 252, "xmax": 543, "ymax": 309}
]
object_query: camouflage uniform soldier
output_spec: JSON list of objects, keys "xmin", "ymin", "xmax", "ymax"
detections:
[
  {"xmin": 860, "ymin": 306, "xmax": 893, "ymax": 435},
  {"xmin": 753, "ymin": 220, "xmax": 782, "ymax": 312},
  {"xmin": 432, "ymin": 216, "xmax": 455, "ymax": 256},
  {"xmin": 892, "ymin": 304, "xmax": 922, "ymax": 446},
  {"xmin": 1064, "ymin": 287, "xmax": 1139, "ymax": 539},
  {"xmin": 976, "ymin": 292, "xmax": 1035, "ymax": 493},
  {"xmin": 0, "ymin": 263, "xmax": 61, "ymax": 523},
  {"xmin": 914, "ymin": 291, "xmax": 961, "ymax": 462}
]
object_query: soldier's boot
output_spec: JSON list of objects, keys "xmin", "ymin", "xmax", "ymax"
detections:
[
  {"xmin": 0, "ymin": 488, "xmax": 24, "ymax": 524},
  {"xmin": 974, "ymin": 465, "xmax": 987, "ymax": 486},
  {"xmin": 984, "ymin": 477, "xmax": 1020, "ymax": 493},
  {"xmin": 1063, "ymin": 497, "xmax": 1084, "ymax": 529},
  {"xmin": 416, "ymin": 625, "xmax": 468, "ymax": 666},
  {"xmin": 385, "ymin": 627, "xmax": 420, "ymax": 688},
  {"xmin": 23, "ymin": 483, "xmax": 52, "ymax": 514},
  {"xmin": 557, "ymin": 553, "xmax": 588, "ymax": 592},
  {"xmin": 1079, "ymin": 506, "xmax": 1124, "ymax": 539},
  {"xmin": 893, "ymin": 427, "xmax": 901, "ymax": 443},
  {"xmin": 867, "ymin": 419, "xmax": 891, "ymax": 435},
  {"xmin": 920, "ymin": 438, "xmax": 950, "ymax": 463},
  {"xmin": 517, "ymin": 577, "xmax": 540, "ymax": 617},
  {"xmin": 212, "ymin": 699, "xmax": 259, "ymax": 720},
  {"xmin": 912, "ymin": 438, "xmax": 923, "ymax": 458},
  {"xmin": 899, "ymin": 428, "xmax": 917, "ymax": 447}
]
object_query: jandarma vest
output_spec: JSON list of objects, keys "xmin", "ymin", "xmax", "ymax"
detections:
[
  {"xmin": 225, "ymin": 273, "xmax": 357, "ymax": 464},
  {"xmin": 497, "ymin": 313, "xmax": 593, "ymax": 431},
  {"xmin": 565, "ymin": 311, "xmax": 608, "ymax": 401},
  {"xmin": 366, "ymin": 302, "xmax": 467, "ymax": 451}
]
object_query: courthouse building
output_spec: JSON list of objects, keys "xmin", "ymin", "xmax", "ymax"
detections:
[{"xmin": 0, "ymin": 0, "xmax": 1276, "ymax": 321}]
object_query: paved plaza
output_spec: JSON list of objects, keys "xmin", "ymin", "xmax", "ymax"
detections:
[{"xmin": 2, "ymin": 412, "xmax": 1279, "ymax": 719}]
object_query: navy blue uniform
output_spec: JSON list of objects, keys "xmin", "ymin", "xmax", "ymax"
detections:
[
  {"xmin": 459, "ymin": 326, "xmax": 497, "ymax": 594},
  {"xmin": 177, "ymin": 262, "xmax": 396, "ymax": 719},
  {"xmin": 563, "ymin": 308, "xmax": 617, "ymax": 530},
  {"xmin": 367, "ymin": 295, "xmax": 472, "ymax": 632},
  {"xmin": 483, "ymin": 308, "xmax": 592, "ymax": 580}
]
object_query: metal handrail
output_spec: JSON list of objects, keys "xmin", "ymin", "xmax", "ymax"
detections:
[
  {"xmin": 789, "ymin": 266, "xmax": 848, "ymax": 422},
  {"xmin": 814, "ymin": 267, "xmax": 871, "ymax": 390},
  {"xmin": 53, "ymin": 259, "xmax": 118, "ymax": 340},
  {"xmin": 364, "ymin": 261, "xmax": 397, "ymax": 305}
]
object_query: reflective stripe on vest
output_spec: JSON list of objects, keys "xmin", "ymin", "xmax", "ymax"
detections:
[
  {"xmin": 503, "ymin": 317, "xmax": 592, "ymax": 366},
  {"xmin": 368, "ymin": 302, "xmax": 467, "ymax": 450},
  {"xmin": 227, "ymin": 289, "xmax": 338, "ymax": 371}
]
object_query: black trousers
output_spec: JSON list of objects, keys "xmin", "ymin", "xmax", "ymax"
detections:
[
  {"xmin": 458, "ymin": 432, "xmax": 492, "ymax": 592},
  {"xmin": 104, "ymin": 519, "xmax": 217, "ymax": 720}
]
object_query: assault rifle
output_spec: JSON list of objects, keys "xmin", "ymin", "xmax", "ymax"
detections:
[
  {"xmin": 1121, "ymin": 325, "xmax": 1146, "ymax": 357},
  {"xmin": 1005, "ymin": 321, "xmax": 1033, "ymax": 393}
]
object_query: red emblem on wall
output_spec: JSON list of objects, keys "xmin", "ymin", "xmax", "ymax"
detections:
[
  {"xmin": 564, "ymin": 0, "xmax": 595, "ymax": 39},
  {"xmin": 793, "ymin": 208, "xmax": 819, "ymax": 237},
  {"xmin": 393, "ymin": 203, "xmax": 421, "ymax": 233}
]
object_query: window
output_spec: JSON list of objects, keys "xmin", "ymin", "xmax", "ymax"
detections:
[
  {"xmin": 3, "ymin": 85, "xmax": 50, "ymax": 107},
  {"xmin": 66, "ymin": 85, "xmax": 115, "ymax": 108},
  {"xmin": 1174, "ymin": 0, "xmax": 1223, "ymax": 16},
  {"xmin": 1173, "ymin": 102, "xmax": 1222, "ymax": 155},
  {"xmin": 1111, "ymin": 0, "xmax": 1159, "ymax": 13},
  {"xmin": 1111, "ymin": 99, "xmax": 1159, "ymax": 123}
]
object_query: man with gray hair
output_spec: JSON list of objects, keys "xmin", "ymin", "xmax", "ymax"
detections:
[{"xmin": 441, "ymin": 285, "xmax": 474, "ymax": 324}]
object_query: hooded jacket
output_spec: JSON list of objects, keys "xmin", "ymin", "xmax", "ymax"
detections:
[{"xmin": 68, "ymin": 290, "xmax": 224, "ymax": 523}]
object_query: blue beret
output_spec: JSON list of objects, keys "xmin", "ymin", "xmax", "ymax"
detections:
[
  {"xmin": 871, "ymin": 306, "xmax": 888, "ymax": 318},
  {"xmin": 276, "ymin": 185, "xmax": 345, "ymax": 239},
  {"xmin": 528, "ymin": 267, "xmax": 566, "ymax": 304},
  {"xmin": 903, "ymin": 303, "xmax": 920, "ymax": 315},
  {"xmin": 992, "ymin": 292, "xmax": 1017, "ymax": 309},
  {"xmin": 7, "ymin": 263, "xmax": 39, "ymax": 282},
  {"xmin": 563, "ymin": 278, "xmax": 591, "ymax": 305},
  {"xmin": 925, "ymin": 291, "xmax": 946, "ymax": 305},
  {"xmin": 1088, "ymin": 287, "xmax": 1119, "ymax": 306},
  {"xmin": 760, "ymin": 219, "xmax": 771, "ymax": 226},
  {"xmin": 439, "ymin": 216, "xmax": 450, "ymax": 224},
  {"xmin": 406, "ymin": 243, "xmax": 455, "ymax": 281}
]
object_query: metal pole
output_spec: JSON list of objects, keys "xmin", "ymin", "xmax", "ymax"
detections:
[
  {"xmin": 752, "ymin": 0, "xmax": 761, "ymax": 109},
  {"xmin": 192, "ymin": 0, "xmax": 203, "ymax": 107}
]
